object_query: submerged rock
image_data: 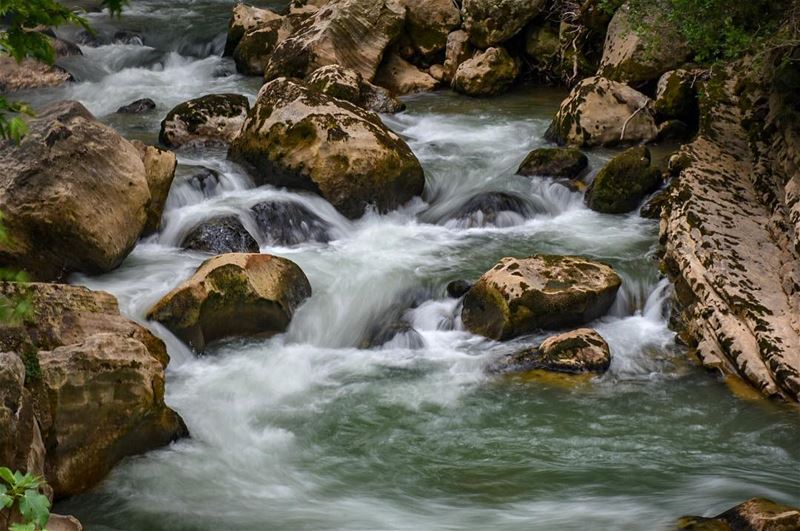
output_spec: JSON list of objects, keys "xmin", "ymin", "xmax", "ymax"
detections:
[
  {"xmin": 517, "ymin": 147, "xmax": 589, "ymax": 180},
  {"xmin": 148, "ymin": 253, "xmax": 312, "ymax": 351},
  {"xmin": 462, "ymin": 255, "xmax": 622, "ymax": 340},
  {"xmin": 159, "ymin": 93, "xmax": 250, "ymax": 149},
  {"xmin": 187, "ymin": 167, "xmax": 222, "ymax": 197},
  {"xmin": 0, "ymin": 282, "xmax": 187, "ymax": 498},
  {"xmin": 488, "ymin": 329, "xmax": 611, "ymax": 375},
  {"xmin": 181, "ymin": 216, "xmax": 259, "ymax": 254},
  {"xmin": 461, "ymin": 0, "xmax": 546, "ymax": 48},
  {"xmin": 452, "ymin": 47, "xmax": 518, "ymax": 97},
  {"xmin": 0, "ymin": 101, "xmax": 152, "ymax": 280},
  {"xmin": 586, "ymin": 146, "xmax": 662, "ymax": 214},
  {"xmin": 545, "ymin": 76, "xmax": 658, "ymax": 148},
  {"xmin": 116, "ymin": 98, "xmax": 157, "ymax": 114},
  {"xmin": 250, "ymin": 200, "xmax": 330, "ymax": 246},
  {"xmin": 447, "ymin": 191, "xmax": 532, "ymax": 227},
  {"xmin": 677, "ymin": 498, "xmax": 800, "ymax": 530},
  {"xmin": 228, "ymin": 78, "xmax": 424, "ymax": 219},
  {"xmin": 365, "ymin": 320, "xmax": 425, "ymax": 349},
  {"xmin": 306, "ymin": 64, "xmax": 405, "ymax": 113},
  {"xmin": 264, "ymin": 0, "xmax": 406, "ymax": 82},
  {"xmin": 446, "ymin": 279, "xmax": 472, "ymax": 298}
]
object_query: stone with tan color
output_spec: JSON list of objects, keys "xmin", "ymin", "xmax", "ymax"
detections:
[
  {"xmin": 159, "ymin": 94, "xmax": 250, "ymax": 148},
  {"xmin": 489, "ymin": 328, "xmax": 612, "ymax": 374},
  {"xmin": 452, "ymin": 47, "xmax": 518, "ymax": 96},
  {"xmin": 374, "ymin": 53, "xmax": 439, "ymax": 95}
]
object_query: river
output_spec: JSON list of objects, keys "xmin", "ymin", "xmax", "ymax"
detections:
[{"xmin": 18, "ymin": 0, "xmax": 800, "ymax": 529}]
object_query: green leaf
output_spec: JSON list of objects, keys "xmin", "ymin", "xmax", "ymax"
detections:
[
  {"xmin": 0, "ymin": 467, "xmax": 15, "ymax": 485},
  {"xmin": 0, "ymin": 484, "xmax": 13, "ymax": 509},
  {"xmin": 9, "ymin": 523, "xmax": 36, "ymax": 531},
  {"xmin": 18, "ymin": 489, "xmax": 50, "ymax": 527}
]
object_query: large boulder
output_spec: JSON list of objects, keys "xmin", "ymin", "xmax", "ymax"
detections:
[
  {"xmin": 517, "ymin": 147, "xmax": 589, "ymax": 179},
  {"xmin": 264, "ymin": 0, "xmax": 406, "ymax": 82},
  {"xmin": 147, "ymin": 253, "xmax": 312, "ymax": 351},
  {"xmin": 598, "ymin": 2, "xmax": 692, "ymax": 87},
  {"xmin": 677, "ymin": 498, "xmax": 800, "ymax": 530},
  {"xmin": 586, "ymin": 146, "xmax": 662, "ymax": 214},
  {"xmin": 232, "ymin": 14, "xmax": 291, "ymax": 76},
  {"xmin": 224, "ymin": 4, "xmax": 281, "ymax": 56},
  {"xmin": 228, "ymin": 78, "xmax": 425, "ymax": 218},
  {"xmin": 374, "ymin": 53, "xmax": 439, "ymax": 95},
  {"xmin": 307, "ymin": 64, "xmax": 405, "ymax": 113},
  {"xmin": 0, "ymin": 56, "xmax": 71, "ymax": 92},
  {"xmin": 452, "ymin": 47, "xmax": 518, "ymax": 96},
  {"xmin": 159, "ymin": 94, "xmax": 250, "ymax": 149},
  {"xmin": 545, "ymin": 76, "xmax": 658, "ymax": 147},
  {"xmin": 181, "ymin": 216, "xmax": 259, "ymax": 254},
  {"xmin": 654, "ymin": 69, "xmax": 701, "ymax": 123},
  {"xmin": 0, "ymin": 101, "xmax": 151, "ymax": 281},
  {"xmin": 131, "ymin": 141, "xmax": 177, "ymax": 235},
  {"xmin": 250, "ymin": 200, "xmax": 330, "ymax": 246},
  {"xmin": 442, "ymin": 29, "xmax": 473, "ymax": 82},
  {"xmin": 0, "ymin": 282, "xmax": 187, "ymax": 498},
  {"xmin": 461, "ymin": 0, "xmax": 546, "ymax": 48},
  {"xmin": 462, "ymin": 255, "xmax": 622, "ymax": 340},
  {"xmin": 397, "ymin": 0, "xmax": 461, "ymax": 61},
  {"xmin": 488, "ymin": 328, "xmax": 612, "ymax": 374}
]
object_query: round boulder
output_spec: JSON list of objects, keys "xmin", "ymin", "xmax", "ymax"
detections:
[
  {"xmin": 228, "ymin": 78, "xmax": 425, "ymax": 219},
  {"xmin": 147, "ymin": 253, "xmax": 312, "ymax": 351},
  {"xmin": 159, "ymin": 94, "xmax": 250, "ymax": 149},
  {"xmin": 306, "ymin": 64, "xmax": 405, "ymax": 113},
  {"xmin": 488, "ymin": 328, "xmax": 612, "ymax": 374},
  {"xmin": 181, "ymin": 216, "xmax": 259, "ymax": 254},
  {"xmin": 462, "ymin": 255, "xmax": 622, "ymax": 340},
  {"xmin": 517, "ymin": 147, "xmax": 588, "ymax": 179},
  {"xmin": 545, "ymin": 76, "xmax": 658, "ymax": 148},
  {"xmin": 452, "ymin": 47, "xmax": 518, "ymax": 97},
  {"xmin": 586, "ymin": 146, "xmax": 662, "ymax": 214}
]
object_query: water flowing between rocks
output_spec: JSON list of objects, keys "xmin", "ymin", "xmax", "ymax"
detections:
[{"xmin": 18, "ymin": 0, "xmax": 799, "ymax": 529}]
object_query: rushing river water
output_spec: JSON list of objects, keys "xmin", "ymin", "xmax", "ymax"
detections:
[{"xmin": 17, "ymin": 0, "xmax": 799, "ymax": 529}]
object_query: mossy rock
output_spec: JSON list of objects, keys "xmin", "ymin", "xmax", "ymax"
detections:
[
  {"xmin": 655, "ymin": 69, "xmax": 700, "ymax": 124},
  {"xmin": 181, "ymin": 216, "xmax": 259, "ymax": 254},
  {"xmin": 159, "ymin": 94, "xmax": 250, "ymax": 148},
  {"xmin": 461, "ymin": 0, "xmax": 546, "ymax": 48},
  {"xmin": 517, "ymin": 147, "xmax": 588, "ymax": 179},
  {"xmin": 677, "ymin": 498, "xmax": 800, "ymax": 530},
  {"xmin": 586, "ymin": 146, "xmax": 662, "ymax": 214},
  {"xmin": 488, "ymin": 328, "xmax": 611, "ymax": 374}
]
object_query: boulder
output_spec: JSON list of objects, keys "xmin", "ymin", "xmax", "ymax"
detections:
[
  {"xmin": 462, "ymin": 255, "xmax": 622, "ymax": 340},
  {"xmin": 224, "ymin": 4, "xmax": 282, "ymax": 56},
  {"xmin": 488, "ymin": 328, "xmax": 611, "ymax": 374},
  {"xmin": 374, "ymin": 53, "xmax": 439, "ymax": 95},
  {"xmin": 452, "ymin": 47, "xmax": 518, "ymax": 97},
  {"xmin": 250, "ymin": 200, "xmax": 330, "ymax": 246},
  {"xmin": 147, "ymin": 253, "xmax": 312, "ymax": 351},
  {"xmin": 639, "ymin": 187, "xmax": 669, "ymax": 220},
  {"xmin": 442, "ymin": 29, "xmax": 472, "ymax": 82},
  {"xmin": 0, "ymin": 101, "xmax": 151, "ymax": 281},
  {"xmin": 228, "ymin": 78, "xmax": 425, "ymax": 218},
  {"xmin": 116, "ymin": 98, "xmax": 156, "ymax": 114},
  {"xmin": 524, "ymin": 24, "xmax": 560, "ymax": 61},
  {"xmin": 0, "ymin": 282, "xmax": 187, "ymax": 498},
  {"xmin": 586, "ymin": 146, "xmax": 662, "ymax": 214},
  {"xmin": 448, "ymin": 191, "xmax": 532, "ymax": 228},
  {"xmin": 599, "ymin": 2, "xmax": 692, "ymax": 86},
  {"xmin": 446, "ymin": 279, "xmax": 472, "ymax": 298},
  {"xmin": 397, "ymin": 0, "xmax": 461, "ymax": 61},
  {"xmin": 181, "ymin": 216, "xmax": 259, "ymax": 254},
  {"xmin": 0, "ymin": 56, "xmax": 71, "ymax": 91},
  {"xmin": 0, "ymin": 352, "xmax": 44, "ymax": 483},
  {"xmin": 131, "ymin": 141, "xmax": 177, "ymax": 235},
  {"xmin": 677, "ymin": 498, "xmax": 800, "ymax": 530},
  {"xmin": 461, "ymin": 0, "xmax": 546, "ymax": 48},
  {"xmin": 232, "ymin": 11, "xmax": 291, "ymax": 75},
  {"xmin": 654, "ymin": 69, "xmax": 700, "ymax": 124},
  {"xmin": 517, "ymin": 147, "xmax": 588, "ymax": 179},
  {"xmin": 264, "ymin": 0, "xmax": 406, "ymax": 82},
  {"xmin": 306, "ymin": 64, "xmax": 405, "ymax": 113},
  {"xmin": 187, "ymin": 167, "xmax": 222, "ymax": 197},
  {"xmin": 159, "ymin": 94, "xmax": 250, "ymax": 149},
  {"xmin": 545, "ymin": 76, "xmax": 658, "ymax": 147}
]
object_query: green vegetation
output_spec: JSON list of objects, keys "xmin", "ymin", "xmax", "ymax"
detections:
[
  {"xmin": 0, "ymin": 213, "xmax": 30, "ymax": 322},
  {"xmin": 0, "ymin": 467, "xmax": 51, "ymax": 531},
  {"xmin": 0, "ymin": 0, "xmax": 127, "ymax": 142}
]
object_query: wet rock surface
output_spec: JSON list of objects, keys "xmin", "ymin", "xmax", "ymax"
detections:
[{"xmin": 182, "ymin": 216, "xmax": 259, "ymax": 254}]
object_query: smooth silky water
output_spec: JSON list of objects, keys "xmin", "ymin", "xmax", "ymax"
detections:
[{"xmin": 18, "ymin": 1, "xmax": 798, "ymax": 529}]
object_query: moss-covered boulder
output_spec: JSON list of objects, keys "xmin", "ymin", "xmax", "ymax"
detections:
[
  {"xmin": 598, "ymin": 2, "xmax": 692, "ymax": 86},
  {"xmin": 452, "ymin": 47, "xmax": 518, "ymax": 97},
  {"xmin": 228, "ymin": 78, "xmax": 425, "ymax": 218},
  {"xmin": 654, "ymin": 69, "xmax": 701, "ymax": 124},
  {"xmin": 147, "ymin": 253, "xmax": 312, "ymax": 351},
  {"xmin": 397, "ymin": 0, "xmax": 461, "ymax": 62},
  {"xmin": 264, "ymin": 0, "xmax": 406, "ymax": 82},
  {"xmin": 0, "ymin": 101, "xmax": 152, "ymax": 281},
  {"xmin": 306, "ymin": 64, "xmax": 405, "ymax": 113},
  {"xmin": 545, "ymin": 76, "xmax": 658, "ymax": 147},
  {"xmin": 181, "ymin": 216, "xmax": 259, "ymax": 254},
  {"xmin": 677, "ymin": 498, "xmax": 800, "ymax": 530},
  {"xmin": 461, "ymin": 0, "xmax": 546, "ymax": 48},
  {"xmin": 224, "ymin": 3, "xmax": 281, "ymax": 56},
  {"xmin": 586, "ymin": 146, "xmax": 662, "ymax": 214},
  {"xmin": 462, "ymin": 255, "xmax": 622, "ymax": 340},
  {"xmin": 159, "ymin": 94, "xmax": 250, "ymax": 148},
  {"xmin": 488, "ymin": 328, "xmax": 611, "ymax": 374},
  {"xmin": 232, "ymin": 12, "xmax": 291, "ymax": 76},
  {"xmin": 442, "ymin": 30, "xmax": 473, "ymax": 82},
  {"xmin": 517, "ymin": 147, "xmax": 589, "ymax": 179}
]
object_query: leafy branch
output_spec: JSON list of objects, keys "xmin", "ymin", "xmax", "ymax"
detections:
[{"xmin": 0, "ymin": 467, "xmax": 51, "ymax": 531}]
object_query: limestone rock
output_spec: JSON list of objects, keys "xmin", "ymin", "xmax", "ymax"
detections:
[
  {"xmin": 264, "ymin": 0, "xmax": 406, "ymax": 82},
  {"xmin": 0, "ymin": 56, "xmax": 71, "ymax": 91},
  {"xmin": 0, "ymin": 352, "xmax": 45, "ymax": 483},
  {"xmin": 397, "ymin": 0, "xmax": 461, "ymax": 61},
  {"xmin": 442, "ymin": 29, "xmax": 472, "ymax": 82},
  {"xmin": 224, "ymin": 4, "xmax": 281, "ymax": 56},
  {"xmin": 517, "ymin": 147, "xmax": 589, "ymax": 179},
  {"xmin": 489, "ymin": 328, "xmax": 611, "ymax": 374},
  {"xmin": 452, "ymin": 47, "xmax": 518, "ymax": 97},
  {"xmin": 0, "ymin": 101, "xmax": 151, "ymax": 280},
  {"xmin": 545, "ymin": 76, "xmax": 658, "ymax": 147},
  {"xmin": 306, "ymin": 64, "xmax": 405, "ymax": 112},
  {"xmin": 228, "ymin": 78, "xmax": 424, "ymax": 218},
  {"xmin": 586, "ymin": 146, "xmax": 662, "ymax": 214},
  {"xmin": 147, "ymin": 253, "xmax": 312, "ymax": 351},
  {"xmin": 181, "ymin": 216, "xmax": 259, "ymax": 254},
  {"xmin": 131, "ymin": 141, "xmax": 177, "ymax": 235},
  {"xmin": 461, "ymin": 0, "xmax": 546, "ymax": 48},
  {"xmin": 159, "ymin": 94, "xmax": 250, "ymax": 148},
  {"xmin": 374, "ymin": 53, "xmax": 439, "ymax": 95},
  {"xmin": 232, "ymin": 11, "xmax": 292, "ymax": 75},
  {"xmin": 677, "ymin": 498, "xmax": 800, "ymax": 530},
  {"xmin": 462, "ymin": 255, "xmax": 622, "ymax": 340},
  {"xmin": 655, "ymin": 69, "xmax": 701, "ymax": 123}
]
